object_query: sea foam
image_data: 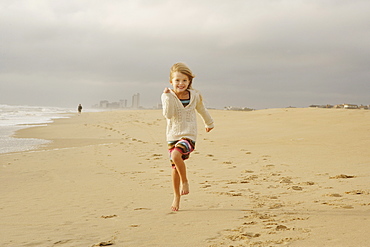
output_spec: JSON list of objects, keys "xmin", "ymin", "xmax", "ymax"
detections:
[{"xmin": 0, "ymin": 105, "xmax": 74, "ymax": 154}]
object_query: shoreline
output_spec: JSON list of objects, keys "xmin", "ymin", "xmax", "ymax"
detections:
[
  {"xmin": 13, "ymin": 112, "xmax": 124, "ymax": 152},
  {"xmin": 0, "ymin": 108, "xmax": 74, "ymax": 154},
  {"xmin": 1, "ymin": 108, "xmax": 370, "ymax": 246}
]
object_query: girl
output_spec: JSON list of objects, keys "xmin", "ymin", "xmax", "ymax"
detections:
[{"xmin": 161, "ymin": 62, "xmax": 214, "ymax": 211}]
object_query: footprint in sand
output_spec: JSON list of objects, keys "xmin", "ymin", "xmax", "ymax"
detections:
[
  {"xmin": 280, "ymin": 177, "xmax": 293, "ymax": 184},
  {"xmin": 302, "ymin": 181, "xmax": 315, "ymax": 185},
  {"xmin": 201, "ymin": 184, "xmax": 212, "ymax": 188},
  {"xmin": 326, "ymin": 193, "xmax": 342, "ymax": 197},
  {"xmin": 345, "ymin": 190, "xmax": 369, "ymax": 195},
  {"xmin": 226, "ymin": 232, "xmax": 261, "ymax": 241},
  {"xmin": 151, "ymin": 154, "xmax": 163, "ymax": 160},
  {"xmin": 92, "ymin": 240, "xmax": 115, "ymax": 246},
  {"xmin": 210, "ymin": 210, "xmax": 310, "ymax": 246},
  {"xmin": 134, "ymin": 208, "xmax": 151, "ymax": 211},
  {"xmin": 243, "ymin": 221, "xmax": 258, "ymax": 225},
  {"xmin": 54, "ymin": 240, "xmax": 74, "ymax": 245},
  {"xmin": 101, "ymin": 215, "xmax": 118, "ymax": 219},
  {"xmin": 269, "ymin": 203, "xmax": 284, "ymax": 209},
  {"xmin": 329, "ymin": 174, "xmax": 356, "ymax": 179},
  {"xmin": 275, "ymin": 224, "xmax": 289, "ymax": 231},
  {"xmin": 240, "ymin": 149, "xmax": 252, "ymax": 154},
  {"xmin": 292, "ymin": 186, "xmax": 303, "ymax": 191}
]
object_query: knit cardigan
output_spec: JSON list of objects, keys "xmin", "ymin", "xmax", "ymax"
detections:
[{"xmin": 161, "ymin": 89, "xmax": 214, "ymax": 142}]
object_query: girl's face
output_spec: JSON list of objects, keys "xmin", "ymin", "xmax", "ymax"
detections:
[{"xmin": 170, "ymin": 72, "xmax": 190, "ymax": 94}]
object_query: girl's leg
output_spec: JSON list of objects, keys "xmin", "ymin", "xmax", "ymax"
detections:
[
  {"xmin": 171, "ymin": 168, "xmax": 181, "ymax": 211},
  {"xmin": 171, "ymin": 149, "xmax": 189, "ymax": 195}
]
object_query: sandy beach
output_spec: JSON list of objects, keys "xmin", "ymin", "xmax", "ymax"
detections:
[{"xmin": 1, "ymin": 108, "xmax": 369, "ymax": 247}]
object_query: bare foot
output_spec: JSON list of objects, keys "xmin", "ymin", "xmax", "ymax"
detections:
[
  {"xmin": 171, "ymin": 196, "xmax": 180, "ymax": 211},
  {"xmin": 181, "ymin": 181, "xmax": 189, "ymax": 195}
]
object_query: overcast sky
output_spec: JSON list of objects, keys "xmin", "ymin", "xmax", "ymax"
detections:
[{"xmin": 1, "ymin": 0, "xmax": 369, "ymax": 109}]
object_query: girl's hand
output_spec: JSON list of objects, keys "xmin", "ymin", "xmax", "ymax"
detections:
[
  {"xmin": 206, "ymin": 127, "xmax": 213, "ymax": 132},
  {"xmin": 163, "ymin": 87, "xmax": 170, "ymax": 93}
]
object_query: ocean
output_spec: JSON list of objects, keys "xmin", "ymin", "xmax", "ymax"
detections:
[{"xmin": 0, "ymin": 105, "xmax": 75, "ymax": 154}]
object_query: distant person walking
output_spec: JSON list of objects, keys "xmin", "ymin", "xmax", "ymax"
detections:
[
  {"xmin": 161, "ymin": 62, "xmax": 214, "ymax": 211},
  {"xmin": 78, "ymin": 104, "xmax": 83, "ymax": 115}
]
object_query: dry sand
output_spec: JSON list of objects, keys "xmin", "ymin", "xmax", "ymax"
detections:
[{"xmin": 1, "ymin": 108, "xmax": 369, "ymax": 247}]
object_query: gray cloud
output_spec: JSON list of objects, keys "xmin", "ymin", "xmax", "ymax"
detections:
[{"xmin": 1, "ymin": 0, "xmax": 369, "ymax": 109}]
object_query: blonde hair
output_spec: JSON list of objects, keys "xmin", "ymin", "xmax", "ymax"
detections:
[
  {"xmin": 169, "ymin": 62, "xmax": 195, "ymax": 89},
  {"xmin": 169, "ymin": 62, "xmax": 204, "ymax": 102}
]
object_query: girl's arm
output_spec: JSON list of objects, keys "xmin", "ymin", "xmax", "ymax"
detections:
[
  {"xmin": 161, "ymin": 88, "xmax": 175, "ymax": 119},
  {"xmin": 195, "ymin": 93, "xmax": 214, "ymax": 131}
]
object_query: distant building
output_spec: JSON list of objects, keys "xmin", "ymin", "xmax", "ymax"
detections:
[
  {"xmin": 309, "ymin": 104, "xmax": 333, "ymax": 108},
  {"xmin": 109, "ymin": 102, "xmax": 120, "ymax": 108},
  {"xmin": 334, "ymin": 104, "xmax": 359, "ymax": 109},
  {"xmin": 100, "ymin": 100, "xmax": 109, "ymax": 108},
  {"xmin": 119, "ymin": 99, "xmax": 127, "ymax": 108},
  {"xmin": 224, "ymin": 106, "xmax": 254, "ymax": 111},
  {"xmin": 94, "ymin": 93, "xmax": 141, "ymax": 109},
  {"xmin": 343, "ymin": 104, "xmax": 358, "ymax": 109},
  {"xmin": 132, "ymin": 93, "xmax": 140, "ymax": 109},
  {"xmin": 310, "ymin": 103, "xmax": 370, "ymax": 110}
]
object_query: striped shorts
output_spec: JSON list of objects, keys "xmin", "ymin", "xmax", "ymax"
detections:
[{"xmin": 168, "ymin": 138, "xmax": 196, "ymax": 167}]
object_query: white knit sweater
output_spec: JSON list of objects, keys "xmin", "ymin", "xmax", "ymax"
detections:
[{"xmin": 161, "ymin": 89, "xmax": 214, "ymax": 142}]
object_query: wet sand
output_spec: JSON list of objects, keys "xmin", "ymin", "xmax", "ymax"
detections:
[{"xmin": 1, "ymin": 108, "xmax": 369, "ymax": 246}]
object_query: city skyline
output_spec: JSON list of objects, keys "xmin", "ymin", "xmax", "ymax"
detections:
[{"xmin": 93, "ymin": 93, "xmax": 142, "ymax": 109}]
